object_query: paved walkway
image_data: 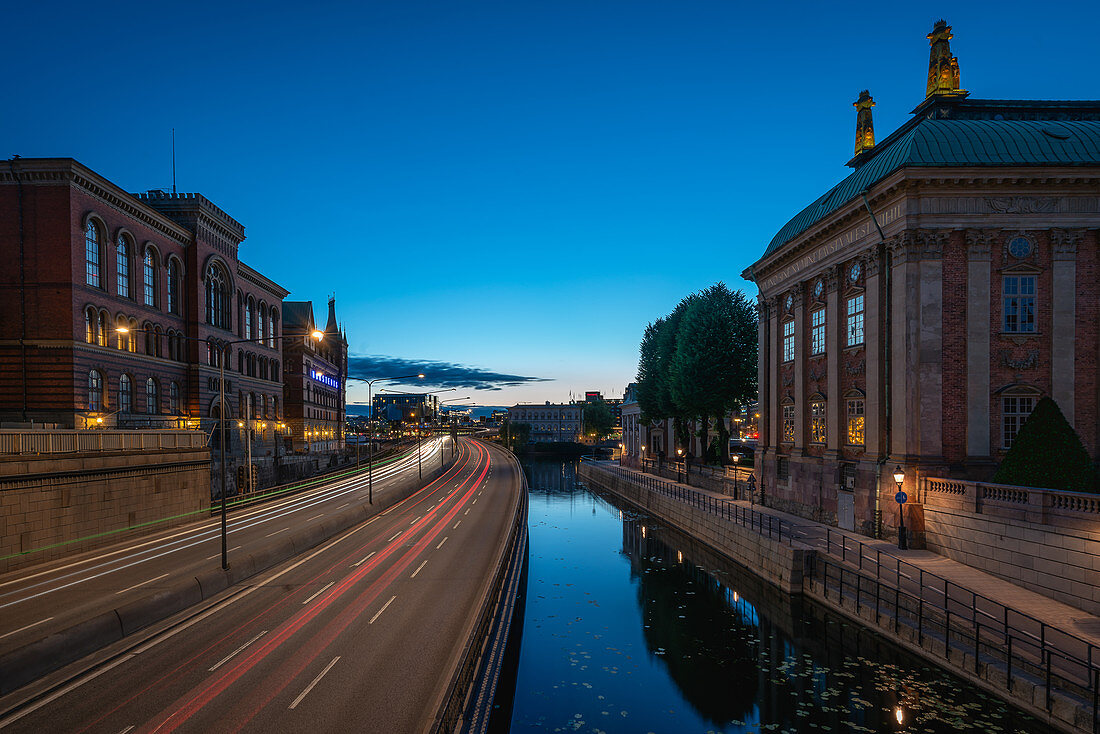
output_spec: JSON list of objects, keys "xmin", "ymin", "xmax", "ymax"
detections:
[{"xmin": 602, "ymin": 460, "xmax": 1100, "ymax": 650}]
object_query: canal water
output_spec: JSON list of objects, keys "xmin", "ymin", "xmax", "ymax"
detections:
[{"xmin": 500, "ymin": 458, "xmax": 1055, "ymax": 734}]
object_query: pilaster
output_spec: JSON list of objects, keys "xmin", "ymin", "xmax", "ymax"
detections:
[
  {"xmin": 1051, "ymin": 229, "xmax": 1081, "ymax": 426},
  {"xmin": 824, "ymin": 267, "xmax": 841, "ymax": 455},
  {"xmin": 965, "ymin": 230, "xmax": 993, "ymax": 458},
  {"xmin": 864, "ymin": 248, "xmax": 882, "ymax": 456},
  {"xmin": 792, "ymin": 288, "xmax": 806, "ymax": 453},
  {"xmin": 767, "ymin": 297, "xmax": 779, "ymax": 449}
]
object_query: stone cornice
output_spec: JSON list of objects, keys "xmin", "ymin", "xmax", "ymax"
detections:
[{"xmin": 238, "ymin": 261, "xmax": 290, "ymax": 299}]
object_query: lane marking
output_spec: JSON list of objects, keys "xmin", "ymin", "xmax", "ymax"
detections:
[
  {"xmin": 387, "ymin": 532, "xmax": 401, "ymax": 542},
  {"xmin": 369, "ymin": 596, "xmax": 396, "ymax": 624},
  {"xmin": 301, "ymin": 582, "xmax": 335, "ymax": 606},
  {"xmin": 337, "ymin": 503, "xmax": 350, "ymax": 510},
  {"xmin": 410, "ymin": 560, "xmax": 427, "ymax": 579},
  {"xmin": 352, "ymin": 551, "xmax": 376, "ymax": 568},
  {"xmin": 436, "ymin": 537, "xmax": 448, "ymax": 550},
  {"xmin": 453, "ymin": 520, "xmax": 462, "ymax": 529},
  {"xmin": 288, "ymin": 656, "xmax": 341, "ymax": 710},
  {"xmin": 117, "ymin": 727, "xmax": 135, "ymax": 734},
  {"xmin": 464, "ymin": 508, "xmax": 470, "ymax": 516},
  {"xmin": 265, "ymin": 528, "xmax": 288, "ymax": 538},
  {"xmin": 115, "ymin": 573, "xmax": 169, "ymax": 596},
  {"xmin": 208, "ymin": 630, "xmax": 268, "ymax": 671},
  {"xmin": 411, "ymin": 516, "xmax": 421, "ymax": 524},
  {"xmin": 206, "ymin": 545, "xmax": 241, "ymax": 561},
  {"xmin": 306, "ymin": 514, "xmax": 325, "ymax": 522},
  {"xmin": 472, "ymin": 499, "xmax": 478, "ymax": 505},
  {"xmin": 0, "ymin": 616, "xmax": 54, "ymax": 640}
]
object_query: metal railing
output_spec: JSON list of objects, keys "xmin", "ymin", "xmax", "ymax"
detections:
[
  {"xmin": 594, "ymin": 462, "xmax": 789, "ymax": 545},
  {"xmin": 817, "ymin": 527, "xmax": 1100, "ymax": 730},
  {"xmin": 0, "ymin": 429, "xmax": 207, "ymax": 455}
]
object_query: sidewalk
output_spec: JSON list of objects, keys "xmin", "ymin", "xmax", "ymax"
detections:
[{"xmin": 604, "ymin": 460, "xmax": 1100, "ymax": 649}]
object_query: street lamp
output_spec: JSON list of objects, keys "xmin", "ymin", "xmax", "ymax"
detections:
[
  {"xmin": 118, "ymin": 325, "xmax": 322, "ymax": 569},
  {"xmin": 732, "ymin": 453, "xmax": 740, "ymax": 499},
  {"xmin": 676, "ymin": 447, "xmax": 683, "ymax": 483},
  {"xmin": 618, "ymin": 443, "xmax": 624, "ymax": 467},
  {"xmin": 346, "ymin": 373, "xmax": 425, "ymax": 504},
  {"xmin": 893, "ymin": 465, "xmax": 908, "ymax": 550}
]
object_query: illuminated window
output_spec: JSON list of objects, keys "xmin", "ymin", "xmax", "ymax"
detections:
[
  {"xmin": 258, "ymin": 303, "xmax": 266, "ymax": 347},
  {"xmin": 97, "ymin": 312, "xmax": 108, "ymax": 346},
  {"xmin": 782, "ymin": 320, "xmax": 794, "ymax": 362},
  {"xmin": 810, "ymin": 400, "xmax": 826, "ymax": 443},
  {"xmin": 846, "ymin": 399, "xmax": 865, "ymax": 445},
  {"xmin": 88, "ymin": 370, "xmax": 104, "ymax": 410},
  {"xmin": 85, "ymin": 308, "xmax": 95, "ymax": 343},
  {"xmin": 143, "ymin": 248, "xmax": 157, "ymax": 307},
  {"xmin": 1002, "ymin": 395, "xmax": 1037, "ymax": 449},
  {"xmin": 85, "ymin": 220, "xmax": 101, "ymax": 287},
  {"xmin": 119, "ymin": 374, "xmax": 132, "ymax": 413},
  {"xmin": 810, "ymin": 309, "xmax": 825, "ymax": 355},
  {"xmin": 782, "ymin": 403, "xmax": 795, "ymax": 443},
  {"xmin": 1003, "ymin": 275, "xmax": 1036, "ymax": 333},
  {"xmin": 245, "ymin": 297, "xmax": 253, "ymax": 339},
  {"xmin": 268, "ymin": 308, "xmax": 277, "ymax": 347},
  {"xmin": 847, "ymin": 295, "xmax": 864, "ymax": 346},
  {"xmin": 116, "ymin": 235, "xmax": 131, "ymax": 298}
]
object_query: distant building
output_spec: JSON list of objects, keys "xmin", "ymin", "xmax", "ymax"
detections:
[
  {"xmin": 373, "ymin": 393, "xmax": 439, "ymax": 423},
  {"xmin": 282, "ymin": 297, "xmax": 347, "ymax": 454},
  {"xmin": 620, "ymin": 383, "xmax": 641, "ymax": 458},
  {"xmin": 0, "ymin": 157, "xmax": 287, "ymax": 440},
  {"xmin": 584, "ymin": 390, "xmax": 623, "ymax": 430},
  {"xmin": 508, "ymin": 402, "xmax": 582, "ymax": 443},
  {"xmin": 743, "ymin": 21, "xmax": 1100, "ymax": 536}
]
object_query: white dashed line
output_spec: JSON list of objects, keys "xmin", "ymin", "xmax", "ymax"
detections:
[
  {"xmin": 388, "ymin": 532, "xmax": 401, "ymax": 542},
  {"xmin": 411, "ymin": 516, "xmax": 421, "ymax": 524},
  {"xmin": 436, "ymin": 537, "xmax": 448, "ymax": 550},
  {"xmin": 453, "ymin": 520, "xmax": 462, "ymax": 529},
  {"xmin": 352, "ymin": 551, "xmax": 376, "ymax": 568},
  {"xmin": 410, "ymin": 560, "xmax": 428, "ymax": 578},
  {"xmin": 288, "ymin": 656, "xmax": 341, "ymax": 710},
  {"xmin": 307, "ymin": 514, "xmax": 325, "ymax": 522},
  {"xmin": 209, "ymin": 630, "xmax": 268, "ymax": 671},
  {"xmin": 464, "ymin": 508, "xmax": 470, "ymax": 515},
  {"xmin": 301, "ymin": 582, "xmax": 335, "ymax": 605},
  {"xmin": 0, "ymin": 616, "xmax": 54, "ymax": 640},
  {"xmin": 369, "ymin": 596, "xmax": 396, "ymax": 624},
  {"xmin": 115, "ymin": 573, "xmax": 169, "ymax": 596},
  {"xmin": 266, "ymin": 528, "xmax": 288, "ymax": 538}
]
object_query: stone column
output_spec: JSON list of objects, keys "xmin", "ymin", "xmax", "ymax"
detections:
[
  {"xmin": 917, "ymin": 231, "xmax": 945, "ymax": 461},
  {"xmin": 768, "ymin": 298, "xmax": 779, "ymax": 449},
  {"xmin": 792, "ymin": 288, "xmax": 806, "ymax": 453},
  {"xmin": 864, "ymin": 248, "xmax": 882, "ymax": 457},
  {"xmin": 1051, "ymin": 229, "xmax": 1079, "ymax": 426},
  {"xmin": 965, "ymin": 231, "xmax": 992, "ymax": 458},
  {"xmin": 889, "ymin": 235, "xmax": 912, "ymax": 458},
  {"xmin": 825, "ymin": 267, "xmax": 841, "ymax": 456}
]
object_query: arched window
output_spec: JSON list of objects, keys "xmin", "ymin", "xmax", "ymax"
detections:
[
  {"xmin": 88, "ymin": 370, "xmax": 104, "ymax": 410},
  {"xmin": 145, "ymin": 378, "xmax": 159, "ymax": 414},
  {"xmin": 128, "ymin": 319, "xmax": 138, "ymax": 352},
  {"xmin": 168, "ymin": 382, "xmax": 180, "ymax": 414},
  {"xmin": 205, "ymin": 264, "xmax": 229, "ymax": 329},
  {"xmin": 143, "ymin": 322, "xmax": 154, "ymax": 355},
  {"xmin": 97, "ymin": 311, "xmax": 108, "ymax": 347},
  {"xmin": 273, "ymin": 361, "xmax": 279, "ymax": 382},
  {"xmin": 119, "ymin": 374, "xmax": 133, "ymax": 413},
  {"xmin": 268, "ymin": 308, "xmax": 277, "ymax": 347},
  {"xmin": 143, "ymin": 247, "xmax": 157, "ymax": 307},
  {"xmin": 116, "ymin": 316, "xmax": 128, "ymax": 350},
  {"xmin": 85, "ymin": 308, "xmax": 95, "ymax": 343},
  {"xmin": 85, "ymin": 220, "xmax": 101, "ymax": 287},
  {"xmin": 258, "ymin": 302, "xmax": 266, "ymax": 346},
  {"xmin": 167, "ymin": 259, "xmax": 181, "ymax": 315},
  {"xmin": 153, "ymin": 325, "xmax": 162, "ymax": 357},
  {"xmin": 272, "ymin": 396, "xmax": 278, "ymax": 418},
  {"xmin": 116, "ymin": 235, "xmax": 131, "ymax": 298},
  {"xmin": 245, "ymin": 296, "xmax": 254, "ymax": 340}
]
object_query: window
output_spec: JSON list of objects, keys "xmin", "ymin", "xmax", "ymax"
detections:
[
  {"xmin": 116, "ymin": 316, "xmax": 128, "ymax": 350},
  {"xmin": 85, "ymin": 221, "xmax": 101, "ymax": 287},
  {"xmin": 847, "ymin": 294, "xmax": 864, "ymax": 346},
  {"xmin": 145, "ymin": 378, "xmax": 159, "ymax": 414},
  {"xmin": 777, "ymin": 457, "xmax": 790, "ymax": 481},
  {"xmin": 269, "ymin": 308, "xmax": 277, "ymax": 347},
  {"xmin": 143, "ymin": 248, "xmax": 157, "ymax": 307},
  {"xmin": 782, "ymin": 404, "xmax": 795, "ymax": 442},
  {"xmin": 810, "ymin": 309, "xmax": 825, "ymax": 355},
  {"xmin": 88, "ymin": 370, "xmax": 104, "ymax": 410},
  {"xmin": 85, "ymin": 309, "xmax": 95, "ymax": 343},
  {"xmin": 810, "ymin": 400, "xmax": 826, "ymax": 443},
  {"xmin": 97, "ymin": 312, "xmax": 108, "ymax": 346},
  {"xmin": 119, "ymin": 374, "xmax": 132, "ymax": 413},
  {"xmin": 272, "ymin": 396, "xmax": 278, "ymax": 418},
  {"xmin": 167, "ymin": 260, "xmax": 181, "ymax": 315},
  {"xmin": 1003, "ymin": 275, "xmax": 1036, "ymax": 333},
  {"xmin": 116, "ymin": 235, "xmax": 131, "ymax": 298},
  {"xmin": 782, "ymin": 320, "xmax": 794, "ymax": 362},
  {"xmin": 1002, "ymin": 395, "xmax": 1037, "ymax": 449},
  {"xmin": 205, "ymin": 264, "xmax": 229, "ymax": 329},
  {"xmin": 169, "ymin": 382, "xmax": 180, "ymax": 414},
  {"xmin": 846, "ymin": 399, "xmax": 865, "ymax": 446},
  {"xmin": 258, "ymin": 304, "xmax": 266, "ymax": 347},
  {"xmin": 245, "ymin": 297, "xmax": 253, "ymax": 339}
]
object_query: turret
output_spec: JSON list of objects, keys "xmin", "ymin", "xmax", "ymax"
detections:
[{"xmin": 853, "ymin": 90, "xmax": 876, "ymax": 156}]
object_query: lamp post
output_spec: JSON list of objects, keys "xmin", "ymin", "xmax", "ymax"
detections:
[
  {"xmin": 346, "ymin": 373, "xmax": 425, "ymax": 504},
  {"xmin": 119, "ymin": 325, "xmax": 322, "ymax": 570},
  {"xmin": 640, "ymin": 444, "xmax": 646, "ymax": 472},
  {"xmin": 676, "ymin": 447, "xmax": 683, "ymax": 483},
  {"xmin": 893, "ymin": 465, "xmax": 908, "ymax": 550},
  {"xmin": 382, "ymin": 387, "xmax": 455, "ymax": 483},
  {"xmin": 618, "ymin": 443, "xmax": 624, "ymax": 466},
  {"xmin": 732, "ymin": 453, "xmax": 740, "ymax": 500}
]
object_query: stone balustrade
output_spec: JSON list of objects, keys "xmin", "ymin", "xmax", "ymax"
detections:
[{"xmin": 0, "ymin": 430, "xmax": 206, "ymax": 456}]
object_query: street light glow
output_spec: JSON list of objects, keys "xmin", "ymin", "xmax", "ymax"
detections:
[{"xmin": 311, "ymin": 330, "xmax": 324, "ymax": 340}]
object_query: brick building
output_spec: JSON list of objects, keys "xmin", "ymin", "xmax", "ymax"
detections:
[
  {"xmin": 282, "ymin": 298, "xmax": 347, "ymax": 454},
  {"xmin": 0, "ymin": 158, "xmax": 288, "ymax": 443},
  {"xmin": 743, "ymin": 22, "xmax": 1100, "ymax": 537}
]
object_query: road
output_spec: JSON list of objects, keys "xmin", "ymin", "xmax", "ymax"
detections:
[{"xmin": 0, "ymin": 438, "xmax": 523, "ymax": 733}]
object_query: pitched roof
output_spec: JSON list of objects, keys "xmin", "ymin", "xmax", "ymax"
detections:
[
  {"xmin": 282, "ymin": 301, "xmax": 315, "ymax": 331},
  {"xmin": 763, "ymin": 112, "xmax": 1100, "ymax": 259}
]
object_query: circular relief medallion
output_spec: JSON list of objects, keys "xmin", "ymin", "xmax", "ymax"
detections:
[
  {"xmin": 849, "ymin": 262, "xmax": 861, "ymax": 282},
  {"xmin": 1008, "ymin": 236, "xmax": 1033, "ymax": 259},
  {"xmin": 813, "ymin": 280, "xmax": 824, "ymax": 299},
  {"xmin": 784, "ymin": 294, "xmax": 793, "ymax": 311}
]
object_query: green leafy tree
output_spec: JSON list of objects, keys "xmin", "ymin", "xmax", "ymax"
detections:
[
  {"xmin": 993, "ymin": 397, "xmax": 1097, "ymax": 492},
  {"xmin": 583, "ymin": 400, "xmax": 614, "ymax": 440},
  {"xmin": 636, "ymin": 319, "xmax": 665, "ymax": 421},
  {"xmin": 500, "ymin": 418, "xmax": 531, "ymax": 450},
  {"xmin": 669, "ymin": 283, "xmax": 757, "ymax": 463}
]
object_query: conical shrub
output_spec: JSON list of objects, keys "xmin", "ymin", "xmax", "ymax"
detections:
[{"xmin": 992, "ymin": 397, "xmax": 1097, "ymax": 493}]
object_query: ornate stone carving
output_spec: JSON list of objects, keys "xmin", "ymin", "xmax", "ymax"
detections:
[
  {"xmin": 1050, "ymin": 228, "xmax": 1084, "ymax": 259},
  {"xmin": 926, "ymin": 20, "xmax": 965, "ymax": 99},
  {"xmin": 916, "ymin": 230, "xmax": 948, "ymax": 260},
  {"xmin": 863, "ymin": 247, "xmax": 883, "ymax": 277},
  {"xmin": 782, "ymin": 375, "xmax": 794, "ymax": 387},
  {"xmin": 853, "ymin": 90, "xmax": 875, "ymax": 156},
  {"xmin": 846, "ymin": 359, "xmax": 866, "ymax": 375},
  {"xmin": 808, "ymin": 365, "xmax": 827, "ymax": 382},
  {"xmin": 1000, "ymin": 349, "xmax": 1039, "ymax": 370},
  {"xmin": 823, "ymin": 265, "xmax": 840, "ymax": 293},
  {"xmin": 985, "ymin": 196, "xmax": 1059, "ymax": 214},
  {"xmin": 964, "ymin": 229, "xmax": 995, "ymax": 259},
  {"xmin": 890, "ymin": 230, "xmax": 947, "ymax": 263},
  {"xmin": 1000, "ymin": 231, "xmax": 1039, "ymax": 264}
]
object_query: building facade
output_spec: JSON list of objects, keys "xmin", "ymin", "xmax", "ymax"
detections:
[
  {"xmin": 282, "ymin": 298, "xmax": 347, "ymax": 454},
  {"xmin": 744, "ymin": 22, "xmax": 1100, "ymax": 537},
  {"xmin": 373, "ymin": 393, "xmax": 439, "ymax": 423},
  {"xmin": 508, "ymin": 402, "xmax": 582, "ymax": 443},
  {"xmin": 0, "ymin": 158, "xmax": 287, "ymax": 441}
]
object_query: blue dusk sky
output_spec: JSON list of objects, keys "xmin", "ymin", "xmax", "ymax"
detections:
[{"xmin": 5, "ymin": 1, "xmax": 1098, "ymax": 409}]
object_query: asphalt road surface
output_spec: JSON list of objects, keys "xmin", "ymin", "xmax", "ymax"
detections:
[{"xmin": 0, "ymin": 438, "xmax": 524, "ymax": 733}]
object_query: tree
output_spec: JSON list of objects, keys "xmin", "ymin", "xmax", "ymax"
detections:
[
  {"xmin": 583, "ymin": 400, "xmax": 614, "ymax": 440},
  {"xmin": 636, "ymin": 318, "xmax": 665, "ymax": 422},
  {"xmin": 993, "ymin": 397, "xmax": 1097, "ymax": 492},
  {"xmin": 500, "ymin": 418, "xmax": 530, "ymax": 451},
  {"xmin": 669, "ymin": 283, "xmax": 757, "ymax": 463}
]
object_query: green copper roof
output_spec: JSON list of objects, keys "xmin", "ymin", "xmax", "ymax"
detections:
[{"xmin": 764, "ymin": 117, "xmax": 1100, "ymax": 258}]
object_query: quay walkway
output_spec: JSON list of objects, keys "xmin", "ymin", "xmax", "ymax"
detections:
[{"xmin": 581, "ymin": 459, "xmax": 1100, "ymax": 734}]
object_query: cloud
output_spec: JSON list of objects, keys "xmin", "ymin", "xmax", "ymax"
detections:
[{"xmin": 346, "ymin": 355, "xmax": 551, "ymax": 392}]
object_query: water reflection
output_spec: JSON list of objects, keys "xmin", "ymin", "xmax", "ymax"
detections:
[{"xmin": 507, "ymin": 459, "xmax": 1052, "ymax": 733}]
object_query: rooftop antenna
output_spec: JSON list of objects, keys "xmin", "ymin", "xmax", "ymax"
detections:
[{"xmin": 171, "ymin": 129, "xmax": 177, "ymax": 194}]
